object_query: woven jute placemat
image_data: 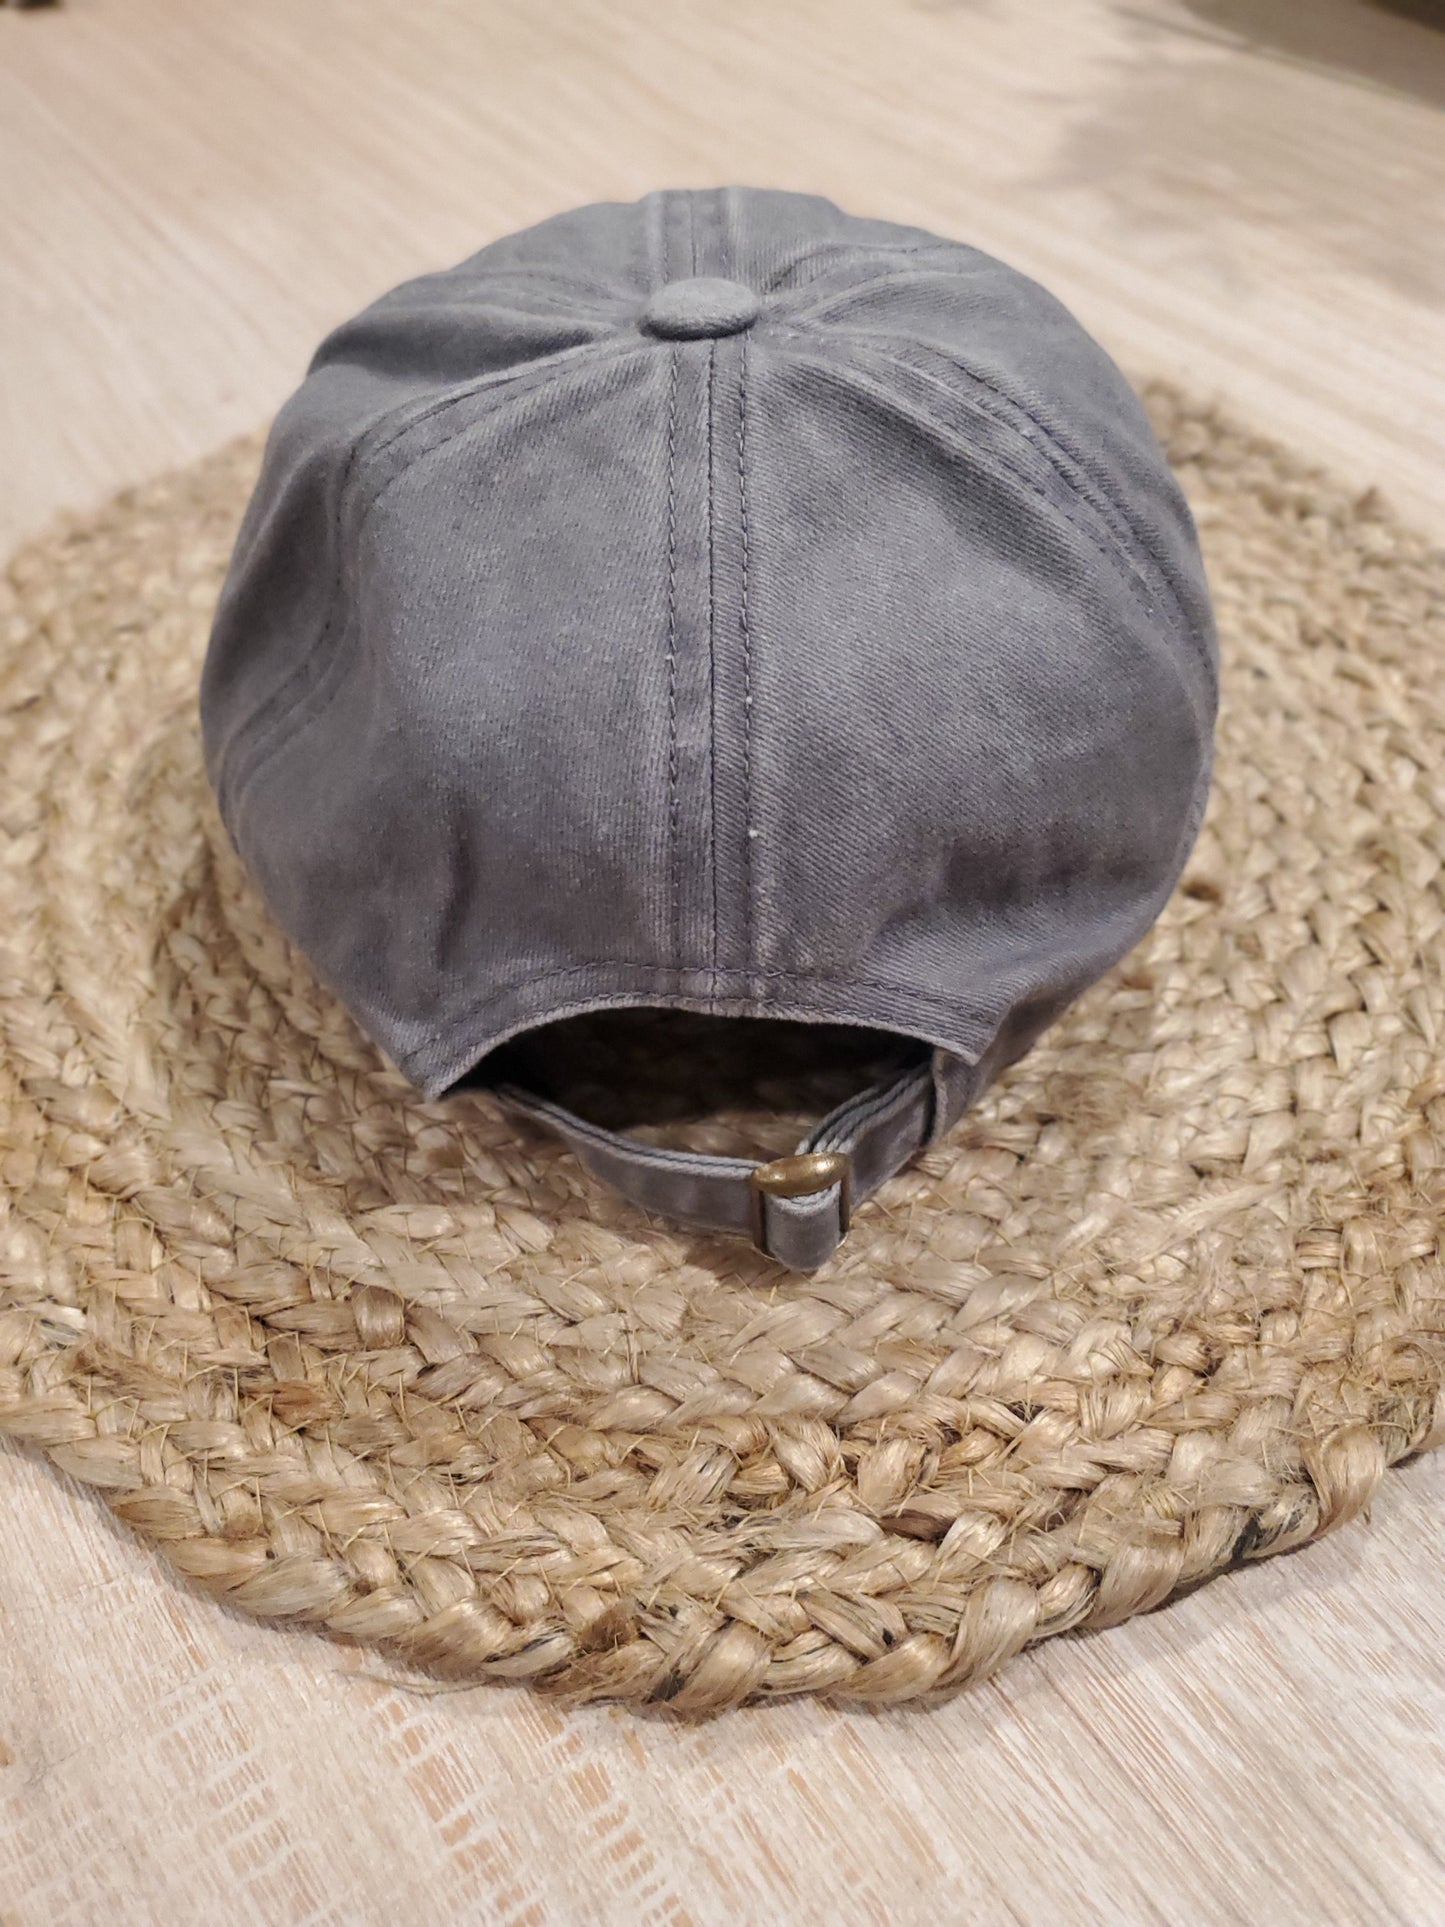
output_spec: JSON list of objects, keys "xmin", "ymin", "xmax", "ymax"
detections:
[{"xmin": 1, "ymin": 385, "xmax": 1442, "ymax": 1712}]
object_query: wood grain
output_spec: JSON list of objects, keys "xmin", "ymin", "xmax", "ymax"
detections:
[
  {"xmin": 2, "ymin": 0, "xmax": 1444, "ymax": 1920},
  {"xmin": 3, "ymin": 1441, "xmax": 1443, "ymax": 1925}
]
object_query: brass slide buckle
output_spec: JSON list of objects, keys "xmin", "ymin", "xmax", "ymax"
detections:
[{"xmin": 748, "ymin": 1150, "xmax": 852, "ymax": 1252}]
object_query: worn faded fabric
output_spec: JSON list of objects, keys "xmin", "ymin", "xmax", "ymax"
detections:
[{"xmin": 201, "ymin": 187, "xmax": 1218, "ymax": 1265}]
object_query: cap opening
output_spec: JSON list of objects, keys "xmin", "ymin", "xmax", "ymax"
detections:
[{"xmin": 453, "ymin": 1008, "xmax": 928, "ymax": 1161}]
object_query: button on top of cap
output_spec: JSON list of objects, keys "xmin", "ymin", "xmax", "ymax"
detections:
[{"xmin": 639, "ymin": 277, "xmax": 762, "ymax": 340}]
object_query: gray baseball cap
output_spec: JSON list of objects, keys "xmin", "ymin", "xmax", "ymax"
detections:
[{"xmin": 201, "ymin": 186, "xmax": 1217, "ymax": 1270}]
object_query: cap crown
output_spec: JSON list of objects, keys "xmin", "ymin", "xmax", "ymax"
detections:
[{"xmin": 203, "ymin": 187, "xmax": 1217, "ymax": 1120}]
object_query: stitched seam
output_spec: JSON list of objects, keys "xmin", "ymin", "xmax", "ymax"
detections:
[
  {"xmin": 724, "ymin": 189, "xmax": 757, "ymax": 984},
  {"xmin": 763, "ymin": 238, "xmax": 961, "ymax": 295},
  {"xmin": 218, "ymin": 344, "xmax": 625, "ymax": 817},
  {"xmin": 811, "ymin": 1062, "xmax": 933, "ymax": 1154},
  {"xmin": 694, "ymin": 187, "xmax": 723, "ymax": 994},
  {"xmin": 738, "ymin": 334, "xmax": 755, "ymax": 984},
  {"xmin": 774, "ymin": 319, "xmax": 1194, "ymax": 644},
  {"xmin": 497, "ymin": 1090, "xmax": 761, "ymax": 1177},
  {"xmin": 661, "ymin": 197, "xmax": 679, "ymax": 965},
  {"xmin": 437, "ymin": 985, "xmax": 987, "ymax": 1109},
  {"xmin": 500, "ymin": 1063, "xmax": 928, "ymax": 1186},
  {"xmin": 445, "ymin": 958, "xmax": 995, "ymax": 997},
  {"xmin": 413, "ymin": 956, "xmax": 1008, "ymax": 1061},
  {"xmin": 353, "ymin": 342, "xmax": 649, "ymax": 558},
  {"xmin": 221, "ymin": 338, "xmax": 650, "ymax": 824},
  {"xmin": 849, "ymin": 323, "xmax": 1190, "ymax": 634},
  {"xmin": 771, "ymin": 254, "xmax": 979, "ymax": 326},
  {"xmin": 221, "ymin": 332, "xmax": 628, "ymax": 815},
  {"xmin": 778, "ymin": 334, "xmax": 1141, "ymax": 596},
  {"xmin": 761, "ymin": 257, "xmax": 1187, "ymax": 621},
  {"xmin": 214, "ymin": 425, "xmax": 365, "ymax": 827},
  {"xmin": 706, "ymin": 337, "xmax": 719, "ymax": 998},
  {"xmin": 774, "ymin": 339, "xmax": 1216, "ymax": 729},
  {"xmin": 776, "ymin": 323, "xmax": 1150, "ymax": 584},
  {"xmin": 664, "ymin": 364, "xmax": 681, "ymax": 970}
]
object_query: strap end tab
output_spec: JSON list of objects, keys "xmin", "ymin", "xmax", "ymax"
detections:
[{"xmin": 748, "ymin": 1151, "xmax": 852, "ymax": 1263}]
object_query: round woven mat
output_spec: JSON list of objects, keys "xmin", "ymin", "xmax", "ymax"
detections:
[{"xmin": 2, "ymin": 385, "xmax": 1442, "ymax": 1713}]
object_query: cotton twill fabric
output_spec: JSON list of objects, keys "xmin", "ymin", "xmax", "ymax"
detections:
[{"xmin": 200, "ymin": 188, "xmax": 1217, "ymax": 1256}]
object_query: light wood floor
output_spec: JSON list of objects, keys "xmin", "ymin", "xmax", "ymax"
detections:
[{"xmin": 2, "ymin": 1, "xmax": 1444, "ymax": 1922}]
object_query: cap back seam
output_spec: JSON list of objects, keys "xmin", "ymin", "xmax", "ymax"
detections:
[
  {"xmin": 769, "ymin": 318, "xmax": 1198, "ymax": 649},
  {"xmin": 215, "ymin": 337, "xmax": 653, "ymax": 827},
  {"xmin": 769, "ymin": 337, "xmax": 1217, "ymax": 728},
  {"xmin": 864, "ymin": 325, "xmax": 1193, "ymax": 636}
]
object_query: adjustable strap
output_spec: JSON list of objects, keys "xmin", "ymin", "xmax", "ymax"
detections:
[{"xmin": 491, "ymin": 1055, "xmax": 951, "ymax": 1270}]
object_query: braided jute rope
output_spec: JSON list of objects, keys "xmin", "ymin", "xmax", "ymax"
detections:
[{"xmin": 2, "ymin": 384, "xmax": 1443, "ymax": 1713}]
